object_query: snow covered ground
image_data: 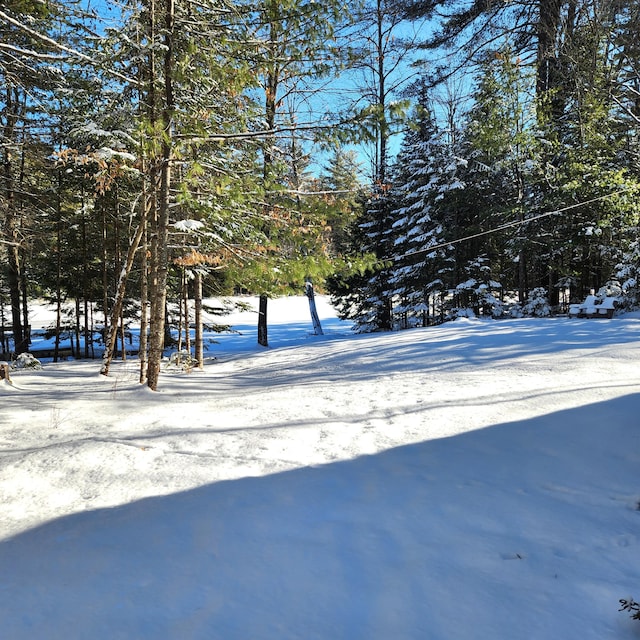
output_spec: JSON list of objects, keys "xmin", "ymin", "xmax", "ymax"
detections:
[{"xmin": 1, "ymin": 296, "xmax": 639, "ymax": 639}]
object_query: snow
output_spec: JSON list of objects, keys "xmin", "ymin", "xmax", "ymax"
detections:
[
  {"xmin": 1, "ymin": 296, "xmax": 639, "ymax": 639},
  {"xmin": 174, "ymin": 219, "xmax": 205, "ymax": 232}
]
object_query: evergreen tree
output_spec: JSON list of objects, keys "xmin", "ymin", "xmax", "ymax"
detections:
[
  {"xmin": 384, "ymin": 86, "xmax": 450, "ymax": 327},
  {"xmin": 325, "ymin": 189, "xmax": 389, "ymax": 331},
  {"xmin": 534, "ymin": 11, "xmax": 640, "ymax": 302},
  {"xmin": 459, "ymin": 50, "xmax": 538, "ymax": 307},
  {"xmin": 319, "ymin": 148, "xmax": 366, "ymax": 256},
  {"xmin": 0, "ymin": 0, "xmax": 90, "ymax": 354},
  {"xmin": 88, "ymin": 0, "xmax": 262, "ymax": 385}
]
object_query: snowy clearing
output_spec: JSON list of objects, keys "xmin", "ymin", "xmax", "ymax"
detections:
[{"xmin": 1, "ymin": 296, "xmax": 639, "ymax": 639}]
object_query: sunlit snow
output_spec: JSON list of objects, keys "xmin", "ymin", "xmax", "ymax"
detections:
[{"xmin": 1, "ymin": 296, "xmax": 639, "ymax": 639}]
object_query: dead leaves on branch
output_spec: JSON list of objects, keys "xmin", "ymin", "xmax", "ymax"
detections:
[
  {"xmin": 53, "ymin": 146, "xmax": 137, "ymax": 195},
  {"xmin": 173, "ymin": 249, "xmax": 223, "ymax": 268}
]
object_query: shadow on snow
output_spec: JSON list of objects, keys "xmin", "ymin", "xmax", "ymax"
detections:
[{"xmin": 1, "ymin": 394, "xmax": 639, "ymax": 640}]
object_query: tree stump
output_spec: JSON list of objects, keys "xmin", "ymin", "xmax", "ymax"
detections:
[
  {"xmin": 0, "ymin": 363, "xmax": 11, "ymax": 383},
  {"xmin": 305, "ymin": 280, "xmax": 324, "ymax": 336}
]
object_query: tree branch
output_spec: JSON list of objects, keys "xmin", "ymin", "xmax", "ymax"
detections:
[
  {"xmin": 0, "ymin": 9, "xmax": 139, "ymax": 86},
  {"xmin": 175, "ymin": 119, "xmax": 356, "ymax": 143},
  {"xmin": 0, "ymin": 42, "xmax": 66, "ymax": 60}
]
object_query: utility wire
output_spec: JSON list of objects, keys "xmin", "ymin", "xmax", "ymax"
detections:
[{"xmin": 384, "ymin": 186, "xmax": 636, "ymax": 264}]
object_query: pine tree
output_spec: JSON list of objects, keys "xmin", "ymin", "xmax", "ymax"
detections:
[
  {"xmin": 460, "ymin": 49, "xmax": 538, "ymax": 307},
  {"xmin": 0, "ymin": 0, "xmax": 92, "ymax": 354},
  {"xmin": 319, "ymin": 148, "xmax": 366, "ymax": 257},
  {"xmin": 384, "ymin": 87, "xmax": 451, "ymax": 327},
  {"xmin": 96, "ymin": 0, "xmax": 264, "ymax": 384},
  {"xmin": 534, "ymin": 12, "xmax": 640, "ymax": 302}
]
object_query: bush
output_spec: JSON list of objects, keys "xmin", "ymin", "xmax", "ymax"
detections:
[
  {"xmin": 522, "ymin": 287, "xmax": 551, "ymax": 317},
  {"xmin": 11, "ymin": 353, "xmax": 43, "ymax": 370},
  {"xmin": 166, "ymin": 349, "xmax": 197, "ymax": 372}
]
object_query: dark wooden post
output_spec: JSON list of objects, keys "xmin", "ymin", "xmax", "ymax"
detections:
[{"xmin": 258, "ymin": 294, "xmax": 268, "ymax": 347}]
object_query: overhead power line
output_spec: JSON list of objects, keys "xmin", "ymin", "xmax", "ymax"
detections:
[{"xmin": 385, "ymin": 186, "xmax": 636, "ymax": 264}]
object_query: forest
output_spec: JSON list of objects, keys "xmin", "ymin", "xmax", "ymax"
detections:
[{"xmin": 1, "ymin": 0, "xmax": 640, "ymax": 387}]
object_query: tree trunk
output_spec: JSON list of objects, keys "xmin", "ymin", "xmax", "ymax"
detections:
[
  {"xmin": 536, "ymin": 0, "xmax": 564, "ymax": 122},
  {"xmin": 75, "ymin": 298, "xmax": 81, "ymax": 358},
  {"xmin": 177, "ymin": 269, "xmax": 185, "ymax": 353},
  {"xmin": 54, "ymin": 169, "xmax": 63, "ymax": 363},
  {"xmin": 376, "ymin": 0, "xmax": 388, "ymax": 187},
  {"xmin": 139, "ymin": 222, "xmax": 149, "ymax": 383},
  {"xmin": 146, "ymin": 0, "xmax": 175, "ymax": 391},
  {"xmin": 5, "ymin": 211, "xmax": 25, "ymax": 354},
  {"xmin": 2, "ymin": 84, "xmax": 27, "ymax": 355},
  {"xmin": 101, "ymin": 199, "xmax": 110, "ymax": 334},
  {"xmin": 119, "ymin": 313, "xmax": 127, "ymax": 361},
  {"xmin": 146, "ymin": 177, "xmax": 170, "ymax": 389},
  {"xmin": 0, "ymin": 363, "xmax": 11, "ymax": 383},
  {"xmin": 100, "ymin": 206, "xmax": 148, "ymax": 376},
  {"xmin": 194, "ymin": 270, "xmax": 203, "ymax": 369},
  {"xmin": 183, "ymin": 272, "xmax": 191, "ymax": 354},
  {"xmin": 81, "ymin": 189, "xmax": 90, "ymax": 358}
]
